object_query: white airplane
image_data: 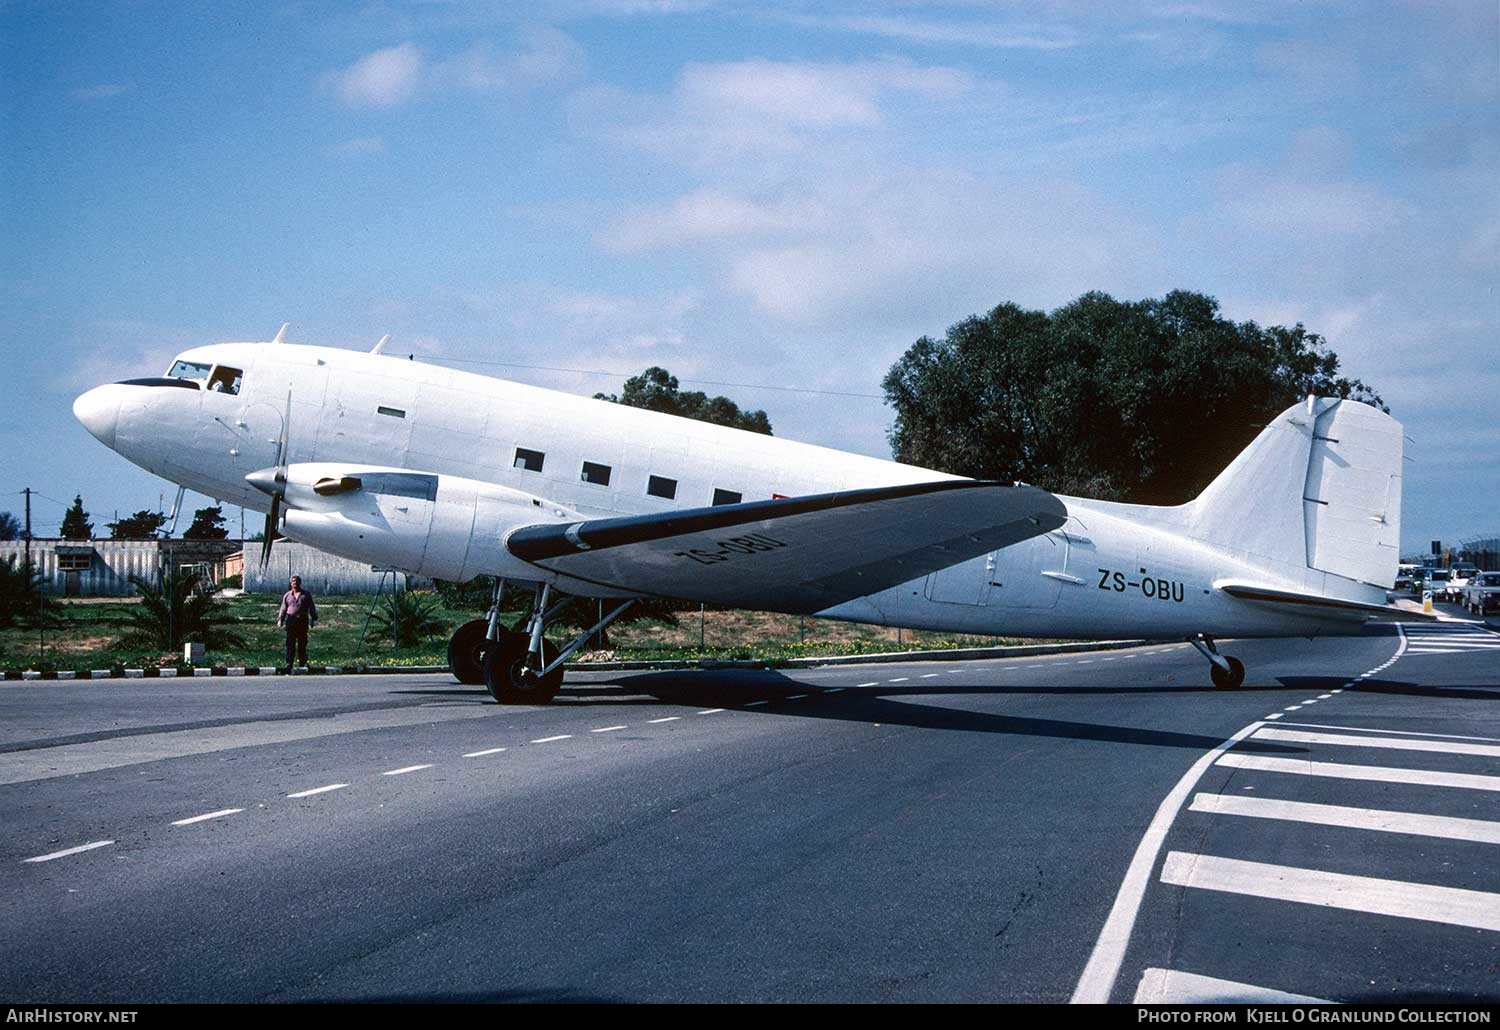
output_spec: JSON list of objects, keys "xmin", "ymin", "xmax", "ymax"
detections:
[{"xmin": 72, "ymin": 326, "xmax": 1425, "ymax": 702}]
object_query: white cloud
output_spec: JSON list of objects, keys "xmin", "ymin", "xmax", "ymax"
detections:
[
  {"xmin": 601, "ymin": 190, "xmax": 829, "ymax": 252},
  {"xmin": 322, "ymin": 29, "xmax": 585, "ymax": 110},
  {"xmin": 324, "ymin": 42, "xmax": 425, "ymax": 108}
]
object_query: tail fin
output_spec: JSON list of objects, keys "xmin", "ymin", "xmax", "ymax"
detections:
[{"xmin": 1186, "ymin": 397, "xmax": 1403, "ymax": 589}]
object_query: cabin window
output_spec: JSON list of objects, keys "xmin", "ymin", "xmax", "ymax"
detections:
[
  {"xmin": 207, "ymin": 366, "xmax": 243, "ymax": 396},
  {"xmin": 712, "ymin": 489, "xmax": 742, "ymax": 506},
  {"xmin": 514, "ymin": 448, "xmax": 545, "ymax": 473},
  {"xmin": 581, "ymin": 461, "xmax": 612, "ymax": 486},
  {"xmin": 647, "ymin": 475, "xmax": 677, "ymax": 500},
  {"xmin": 377, "ymin": 405, "xmax": 406, "ymax": 419}
]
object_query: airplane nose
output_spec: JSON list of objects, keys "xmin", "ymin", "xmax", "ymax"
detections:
[{"xmin": 73, "ymin": 386, "xmax": 121, "ymax": 449}]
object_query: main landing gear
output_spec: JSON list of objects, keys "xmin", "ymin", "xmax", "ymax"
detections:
[
  {"xmin": 446, "ymin": 580, "xmax": 636, "ymax": 705},
  {"xmin": 1190, "ymin": 634, "xmax": 1245, "ymax": 689}
]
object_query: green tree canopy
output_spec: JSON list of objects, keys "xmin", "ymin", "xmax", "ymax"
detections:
[
  {"xmin": 108, "ymin": 510, "xmax": 168, "ymax": 540},
  {"xmin": 183, "ymin": 505, "xmax": 229, "ymax": 540},
  {"xmin": 0, "ymin": 512, "xmax": 19, "ymax": 541},
  {"xmin": 882, "ymin": 290, "xmax": 1384, "ymax": 505},
  {"xmin": 60, "ymin": 495, "xmax": 93, "ymax": 540},
  {"xmin": 595, "ymin": 367, "xmax": 773, "ymax": 435}
]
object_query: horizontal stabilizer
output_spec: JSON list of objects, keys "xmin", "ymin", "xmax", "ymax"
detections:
[
  {"xmin": 1217, "ymin": 581, "xmax": 1436, "ymax": 622},
  {"xmin": 507, "ymin": 481, "xmax": 1068, "ymax": 614}
]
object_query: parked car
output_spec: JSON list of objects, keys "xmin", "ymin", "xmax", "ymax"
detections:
[
  {"xmin": 1421, "ymin": 568, "xmax": 1451, "ymax": 601},
  {"xmin": 1465, "ymin": 572, "xmax": 1500, "ymax": 615}
]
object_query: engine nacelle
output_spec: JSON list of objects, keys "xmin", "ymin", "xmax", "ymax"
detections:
[{"xmin": 274, "ymin": 463, "xmax": 580, "ymax": 583}]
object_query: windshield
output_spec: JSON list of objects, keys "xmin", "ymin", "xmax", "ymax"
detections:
[
  {"xmin": 1481, "ymin": 574, "xmax": 1500, "ymax": 587},
  {"xmin": 167, "ymin": 359, "xmax": 212, "ymax": 383},
  {"xmin": 1428, "ymin": 570, "xmax": 1450, "ymax": 581}
]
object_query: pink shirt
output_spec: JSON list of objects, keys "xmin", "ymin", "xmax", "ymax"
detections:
[{"xmin": 278, "ymin": 589, "xmax": 317, "ymax": 623}]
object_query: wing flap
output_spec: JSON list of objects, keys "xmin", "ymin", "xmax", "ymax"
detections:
[
  {"xmin": 1217, "ymin": 581, "xmax": 1437, "ymax": 622},
  {"xmin": 507, "ymin": 480, "xmax": 1068, "ymax": 614}
]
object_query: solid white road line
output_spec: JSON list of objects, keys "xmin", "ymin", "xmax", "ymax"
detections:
[
  {"xmin": 1134, "ymin": 968, "xmax": 1332, "ymax": 1005},
  {"xmin": 172, "ymin": 808, "xmax": 244, "ymax": 826},
  {"xmin": 1216, "ymin": 752, "xmax": 1500, "ymax": 792},
  {"xmin": 1254, "ymin": 727, "xmax": 1500, "ymax": 759},
  {"xmin": 592, "ymin": 725, "xmax": 627, "ymax": 733},
  {"xmin": 1274, "ymin": 722, "xmax": 1500, "ymax": 743},
  {"xmin": 1160, "ymin": 851, "xmax": 1500, "ymax": 932},
  {"xmin": 463, "ymin": 747, "xmax": 507, "ymax": 758},
  {"xmin": 382, "ymin": 764, "xmax": 433, "ymax": 775},
  {"xmin": 286, "ymin": 784, "xmax": 348, "ymax": 799},
  {"xmin": 529, "ymin": 736, "xmax": 572, "ymax": 744},
  {"xmin": 1069, "ymin": 720, "xmax": 1266, "ymax": 1004},
  {"xmin": 1190, "ymin": 792, "xmax": 1500, "ymax": 844},
  {"xmin": 24, "ymin": 840, "xmax": 115, "ymax": 863}
]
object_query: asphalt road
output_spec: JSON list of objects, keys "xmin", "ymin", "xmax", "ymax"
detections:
[{"xmin": 2, "ymin": 607, "xmax": 1497, "ymax": 1003}]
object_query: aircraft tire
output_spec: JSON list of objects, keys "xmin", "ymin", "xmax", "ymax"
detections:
[
  {"xmin": 483, "ymin": 632, "xmax": 563, "ymax": 705},
  {"xmin": 1210, "ymin": 656, "xmax": 1245, "ymax": 689},
  {"xmin": 447, "ymin": 619, "xmax": 492, "ymax": 685}
]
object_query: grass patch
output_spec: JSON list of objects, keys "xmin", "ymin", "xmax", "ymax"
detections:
[{"xmin": 1, "ymin": 593, "xmax": 1062, "ymax": 672}]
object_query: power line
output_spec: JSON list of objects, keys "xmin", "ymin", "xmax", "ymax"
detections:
[{"xmin": 412, "ymin": 354, "xmax": 888, "ymax": 401}]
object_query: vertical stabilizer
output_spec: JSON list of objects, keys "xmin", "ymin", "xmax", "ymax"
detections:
[{"xmin": 1186, "ymin": 398, "xmax": 1403, "ymax": 589}]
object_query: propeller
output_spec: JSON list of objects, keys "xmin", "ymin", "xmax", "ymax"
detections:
[{"xmin": 247, "ymin": 391, "xmax": 292, "ymax": 568}]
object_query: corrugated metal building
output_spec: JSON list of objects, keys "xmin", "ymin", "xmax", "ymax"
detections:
[
  {"xmin": 0, "ymin": 540, "xmax": 429, "ymax": 596},
  {"xmin": 241, "ymin": 542, "xmax": 430, "ymax": 595}
]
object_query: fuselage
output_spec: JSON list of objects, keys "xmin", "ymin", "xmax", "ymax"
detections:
[{"xmin": 73, "ymin": 340, "xmax": 1383, "ymax": 641}]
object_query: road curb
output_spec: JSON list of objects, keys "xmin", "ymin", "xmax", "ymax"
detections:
[{"xmin": 3, "ymin": 640, "xmax": 1159, "ymax": 682}]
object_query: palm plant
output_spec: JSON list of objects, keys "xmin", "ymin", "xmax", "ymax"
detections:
[
  {"xmin": 368, "ymin": 589, "xmax": 448, "ymax": 650},
  {"xmin": 120, "ymin": 567, "xmax": 247, "ymax": 651},
  {"xmin": 0, "ymin": 557, "xmax": 61, "ymax": 629}
]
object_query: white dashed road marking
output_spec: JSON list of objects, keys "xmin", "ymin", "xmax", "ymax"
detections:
[
  {"xmin": 529, "ymin": 736, "xmax": 572, "ymax": 744},
  {"xmin": 463, "ymin": 748, "xmax": 506, "ymax": 758},
  {"xmin": 23, "ymin": 840, "xmax": 114, "ymax": 863},
  {"xmin": 648, "ymin": 717, "xmax": 680, "ymax": 724},
  {"xmin": 172, "ymin": 808, "xmax": 243, "ymax": 826},
  {"xmin": 286, "ymin": 784, "xmax": 347, "ymax": 798},
  {"xmin": 382, "ymin": 764, "xmax": 433, "ymax": 776},
  {"xmin": 592, "ymin": 725, "xmax": 627, "ymax": 733},
  {"xmin": 697, "ymin": 708, "xmax": 726, "ymax": 714},
  {"xmin": 745, "ymin": 700, "xmax": 768, "ymax": 707},
  {"xmin": 1253, "ymin": 727, "xmax": 1500, "ymax": 759}
]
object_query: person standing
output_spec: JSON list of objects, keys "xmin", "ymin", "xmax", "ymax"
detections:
[{"xmin": 277, "ymin": 575, "xmax": 318, "ymax": 670}]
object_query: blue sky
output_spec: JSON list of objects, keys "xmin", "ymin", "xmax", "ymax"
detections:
[{"xmin": 1, "ymin": 0, "xmax": 1495, "ymax": 556}]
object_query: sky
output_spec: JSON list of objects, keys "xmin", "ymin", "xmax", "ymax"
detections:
[{"xmin": 1, "ymin": 0, "xmax": 1495, "ymax": 557}]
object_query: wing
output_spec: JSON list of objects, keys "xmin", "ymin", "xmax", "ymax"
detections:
[
  {"xmin": 1216, "ymin": 581, "xmax": 1437, "ymax": 622},
  {"xmin": 507, "ymin": 480, "xmax": 1068, "ymax": 614}
]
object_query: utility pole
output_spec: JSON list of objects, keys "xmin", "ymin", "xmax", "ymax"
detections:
[{"xmin": 22, "ymin": 487, "xmax": 31, "ymax": 571}]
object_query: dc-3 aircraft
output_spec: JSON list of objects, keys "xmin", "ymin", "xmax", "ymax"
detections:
[{"xmin": 73, "ymin": 326, "xmax": 1425, "ymax": 703}]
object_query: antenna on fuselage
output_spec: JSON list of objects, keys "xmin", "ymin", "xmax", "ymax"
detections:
[
  {"xmin": 370, "ymin": 334, "xmax": 391, "ymax": 355},
  {"xmin": 271, "ymin": 323, "xmax": 290, "ymax": 344}
]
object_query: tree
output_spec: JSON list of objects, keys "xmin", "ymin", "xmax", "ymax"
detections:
[
  {"xmin": 60, "ymin": 496, "xmax": 93, "ymax": 540},
  {"xmin": 119, "ymin": 567, "xmax": 246, "ymax": 650},
  {"xmin": 108, "ymin": 510, "xmax": 168, "ymax": 540},
  {"xmin": 882, "ymin": 289, "xmax": 1384, "ymax": 505},
  {"xmin": 0, "ymin": 512, "xmax": 19, "ymax": 541},
  {"xmin": 183, "ymin": 506, "xmax": 229, "ymax": 540},
  {"xmin": 595, "ymin": 367, "xmax": 773, "ymax": 435}
]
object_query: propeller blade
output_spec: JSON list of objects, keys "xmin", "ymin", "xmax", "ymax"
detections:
[{"xmin": 260, "ymin": 496, "xmax": 279, "ymax": 568}]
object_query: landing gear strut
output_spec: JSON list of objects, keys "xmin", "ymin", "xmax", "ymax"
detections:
[
  {"xmin": 480, "ymin": 583, "xmax": 638, "ymax": 705},
  {"xmin": 1190, "ymin": 634, "xmax": 1245, "ymax": 689},
  {"xmin": 447, "ymin": 578, "xmax": 509, "ymax": 686}
]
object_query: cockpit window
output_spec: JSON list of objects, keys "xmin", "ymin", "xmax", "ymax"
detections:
[
  {"xmin": 207, "ymin": 366, "xmax": 243, "ymax": 395},
  {"xmin": 167, "ymin": 359, "xmax": 213, "ymax": 383}
]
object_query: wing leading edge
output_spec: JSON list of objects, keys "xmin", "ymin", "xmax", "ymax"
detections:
[{"xmin": 507, "ymin": 480, "xmax": 1068, "ymax": 614}]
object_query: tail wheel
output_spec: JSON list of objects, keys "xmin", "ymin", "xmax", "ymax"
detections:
[
  {"xmin": 483, "ymin": 632, "xmax": 564, "ymax": 705},
  {"xmin": 447, "ymin": 619, "xmax": 492, "ymax": 686},
  {"xmin": 1210, "ymin": 656, "xmax": 1246, "ymax": 689}
]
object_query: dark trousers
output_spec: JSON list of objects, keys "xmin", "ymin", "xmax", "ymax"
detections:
[{"xmin": 285, "ymin": 617, "xmax": 309, "ymax": 668}]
